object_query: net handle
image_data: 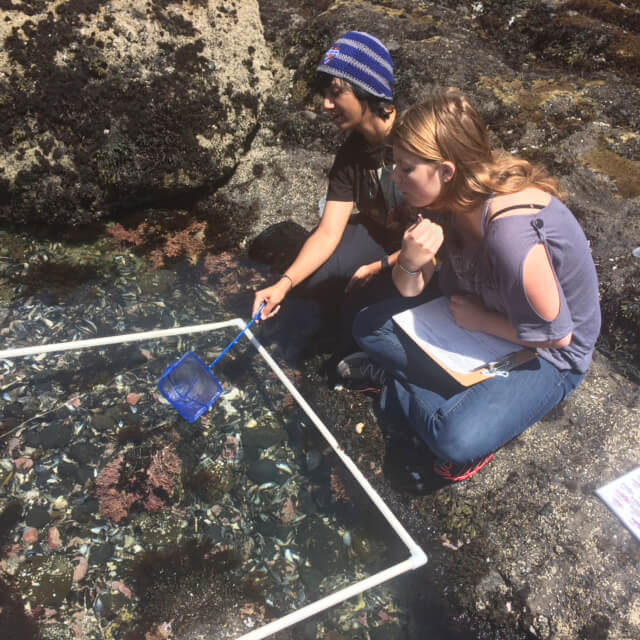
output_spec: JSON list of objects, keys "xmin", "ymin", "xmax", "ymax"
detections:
[{"xmin": 209, "ymin": 303, "xmax": 265, "ymax": 370}]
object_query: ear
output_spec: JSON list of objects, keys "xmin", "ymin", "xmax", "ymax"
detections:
[{"xmin": 441, "ymin": 161, "xmax": 456, "ymax": 182}]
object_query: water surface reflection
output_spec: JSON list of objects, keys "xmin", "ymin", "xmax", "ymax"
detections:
[{"xmin": 0, "ymin": 253, "xmax": 412, "ymax": 639}]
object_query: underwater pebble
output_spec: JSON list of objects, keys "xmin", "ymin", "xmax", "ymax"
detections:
[
  {"xmin": 7, "ymin": 438, "xmax": 21, "ymax": 455},
  {"xmin": 208, "ymin": 504, "xmax": 223, "ymax": 517},
  {"xmin": 355, "ymin": 422, "xmax": 365, "ymax": 435},
  {"xmin": 94, "ymin": 590, "xmax": 129, "ymax": 618},
  {"xmin": 0, "ymin": 499, "xmax": 22, "ymax": 531},
  {"xmin": 127, "ymin": 392, "xmax": 142, "ymax": 406},
  {"xmin": 112, "ymin": 580, "xmax": 133, "ymax": 598},
  {"xmin": 25, "ymin": 504, "xmax": 51, "ymax": 528},
  {"xmin": 58, "ymin": 459, "xmax": 79, "ymax": 478},
  {"xmin": 23, "ymin": 527, "xmax": 39, "ymax": 544},
  {"xmin": 48, "ymin": 527, "xmax": 63, "ymax": 551},
  {"xmin": 39, "ymin": 421, "xmax": 73, "ymax": 449},
  {"xmin": 242, "ymin": 426, "xmax": 287, "ymax": 449},
  {"xmin": 90, "ymin": 542, "xmax": 115, "ymax": 564},
  {"xmin": 71, "ymin": 499, "xmax": 99, "ymax": 523},
  {"xmin": 52, "ymin": 496, "xmax": 68, "ymax": 511},
  {"xmin": 305, "ymin": 449, "xmax": 323, "ymax": 472},
  {"xmin": 69, "ymin": 442, "xmax": 98, "ymax": 464},
  {"xmin": 91, "ymin": 413, "xmax": 117, "ymax": 432},
  {"xmin": 73, "ymin": 556, "xmax": 89, "ymax": 582},
  {"xmin": 15, "ymin": 457, "xmax": 33, "ymax": 471},
  {"xmin": 247, "ymin": 459, "xmax": 286, "ymax": 485}
]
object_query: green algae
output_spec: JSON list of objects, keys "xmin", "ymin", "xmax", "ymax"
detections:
[
  {"xmin": 323, "ymin": 0, "xmax": 436, "ymax": 26},
  {"xmin": 566, "ymin": 0, "xmax": 640, "ymax": 32},
  {"xmin": 478, "ymin": 75, "xmax": 600, "ymax": 113},
  {"xmin": 435, "ymin": 491, "xmax": 479, "ymax": 542},
  {"xmin": 582, "ymin": 141, "xmax": 640, "ymax": 199}
]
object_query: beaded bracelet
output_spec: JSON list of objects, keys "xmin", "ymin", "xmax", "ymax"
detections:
[{"xmin": 396, "ymin": 261, "xmax": 420, "ymax": 277}]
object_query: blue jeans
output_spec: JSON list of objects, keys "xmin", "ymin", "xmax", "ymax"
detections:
[
  {"xmin": 293, "ymin": 220, "xmax": 439, "ymax": 357},
  {"xmin": 353, "ymin": 298, "xmax": 586, "ymax": 464}
]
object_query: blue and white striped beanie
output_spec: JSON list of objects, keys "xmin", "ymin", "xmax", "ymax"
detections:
[{"xmin": 317, "ymin": 31, "xmax": 394, "ymax": 101}]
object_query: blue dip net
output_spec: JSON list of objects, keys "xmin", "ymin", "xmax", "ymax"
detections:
[
  {"xmin": 158, "ymin": 351, "xmax": 224, "ymax": 423},
  {"xmin": 158, "ymin": 305, "xmax": 264, "ymax": 423}
]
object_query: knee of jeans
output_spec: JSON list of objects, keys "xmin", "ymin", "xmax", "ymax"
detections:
[{"xmin": 424, "ymin": 415, "xmax": 484, "ymax": 464}]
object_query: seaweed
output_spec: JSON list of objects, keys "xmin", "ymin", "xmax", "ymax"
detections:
[
  {"xmin": 128, "ymin": 540, "xmax": 266, "ymax": 637},
  {"xmin": 0, "ymin": 574, "xmax": 40, "ymax": 640}
]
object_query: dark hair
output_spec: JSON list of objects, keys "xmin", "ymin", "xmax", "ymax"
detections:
[{"xmin": 314, "ymin": 71, "xmax": 395, "ymax": 121}]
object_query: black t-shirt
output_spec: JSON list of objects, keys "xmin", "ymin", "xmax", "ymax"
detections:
[{"xmin": 326, "ymin": 132, "xmax": 415, "ymax": 252}]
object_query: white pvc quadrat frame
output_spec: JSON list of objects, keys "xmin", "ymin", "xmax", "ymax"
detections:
[{"xmin": 0, "ymin": 317, "xmax": 427, "ymax": 640}]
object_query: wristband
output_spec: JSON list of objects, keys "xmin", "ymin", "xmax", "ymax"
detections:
[
  {"xmin": 280, "ymin": 273, "xmax": 294, "ymax": 290},
  {"xmin": 396, "ymin": 261, "xmax": 420, "ymax": 277},
  {"xmin": 380, "ymin": 255, "xmax": 390, "ymax": 271}
]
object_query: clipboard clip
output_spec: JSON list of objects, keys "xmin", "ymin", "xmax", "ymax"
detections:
[{"xmin": 480, "ymin": 354, "xmax": 519, "ymax": 378}]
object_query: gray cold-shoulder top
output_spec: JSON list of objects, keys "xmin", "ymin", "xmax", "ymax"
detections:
[{"xmin": 436, "ymin": 197, "xmax": 601, "ymax": 373}]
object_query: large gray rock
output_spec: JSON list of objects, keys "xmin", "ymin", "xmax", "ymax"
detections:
[{"xmin": 0, "ymin": 0, "xmax": 282, "ymax": 224}]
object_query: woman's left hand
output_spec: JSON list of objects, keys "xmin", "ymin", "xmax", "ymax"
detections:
[
  {"xmin": 345, "ymin": 261, "xmax": 379, "ymax": 293},
  {"xmin": 449, "ymin": 295, "xmax": 489, "ymax": 332}
]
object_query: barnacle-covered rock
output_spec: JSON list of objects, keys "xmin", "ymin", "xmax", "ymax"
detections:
[{"xmin": 0, "ymin": 0, "xmax": 282, "ymax": 225}]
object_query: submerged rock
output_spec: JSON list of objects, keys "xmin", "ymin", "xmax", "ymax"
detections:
[
  {"xmin": 25, "ymin": 504, "xmax": 51, "ymax": 529},
  {"xmin": 16, "ymin": 555, "xmax": 74, "ymax": 607},
  {"xmin": 246, "ymin": 459, "xmax": 287, "ymax": 485}
]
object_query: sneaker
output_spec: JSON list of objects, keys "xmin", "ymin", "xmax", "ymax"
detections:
[
  {"xmin": 336, "ymin": 351, "xmax": 387, "ymax": 390},
  {"xmin": 433, "ymin": 453, "xmax": 495, "ymax": 483}
]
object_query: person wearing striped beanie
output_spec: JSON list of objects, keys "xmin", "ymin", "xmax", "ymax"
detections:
[
  {"xmin": 252, "ymin": 32, "xmax": 437, "ymax": 366},
  {"xmin": 316, "ymin": 31, "xmax": 394, "ymax": 102}
]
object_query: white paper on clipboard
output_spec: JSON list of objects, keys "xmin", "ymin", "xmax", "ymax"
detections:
[
  {"xmin": 392, "ymin": 297, "xmax": 524, "ymax": 374},
  {"xmin": 596, "ymin": 466, "xmax": 640, "ymax": 541}
]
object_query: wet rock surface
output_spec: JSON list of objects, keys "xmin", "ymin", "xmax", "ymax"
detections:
[
  {"xmin": 0, "ymin": 0, "xmax": 283, "ymax": 225},
  {"xmin": 0, "ymin": 0, "xmax": 639, "ymax": 639}
]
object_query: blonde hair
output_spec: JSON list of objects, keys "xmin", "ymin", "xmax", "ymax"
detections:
[{"xmin": 394, "ymin": 87, "xmax": 565, "ymax": 213}]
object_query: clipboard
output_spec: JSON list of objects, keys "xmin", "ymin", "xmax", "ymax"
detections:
[{"xmin": 392, "ymin": 297, "xmax": 537, "ymax": 387}]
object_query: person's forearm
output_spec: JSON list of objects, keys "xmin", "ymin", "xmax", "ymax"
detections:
[
  {"xmin": 283, "ymin": 228, "xmax": 342, "ymax": 288},
  {"xmin": 392, "ymin": 259, "xmax": 436, "ymax": 297},
  {"xmin": 475, "ymin": 309, "xmax": 572, "ymax": 349}
]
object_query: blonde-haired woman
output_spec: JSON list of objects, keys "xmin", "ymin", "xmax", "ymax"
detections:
[{"xmin": 339, "ymin": 88, "xmax": 601, "ymax": 490}]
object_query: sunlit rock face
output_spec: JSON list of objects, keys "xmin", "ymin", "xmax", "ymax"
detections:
[{"xmin": 0, "ymin": 0, "xmax": 278, "ymax": 225}]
